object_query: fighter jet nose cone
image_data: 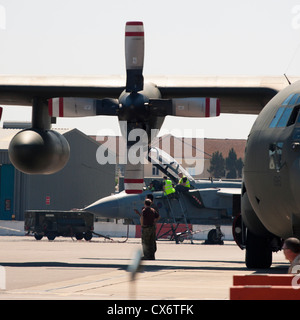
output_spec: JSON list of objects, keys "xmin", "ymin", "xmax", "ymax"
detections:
[{"xmin": 85, "ymin": 195, "xmax": 120, "ymax": 219}]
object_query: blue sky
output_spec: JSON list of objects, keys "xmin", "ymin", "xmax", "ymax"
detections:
[{"xmin": 0, "ymin": 0, "xmax": 300, "ymax": 138}]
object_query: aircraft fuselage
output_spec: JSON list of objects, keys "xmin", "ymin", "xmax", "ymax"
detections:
[{"xmin": 243, "ymin": 80, "xmax": 300, "ymax": 239}]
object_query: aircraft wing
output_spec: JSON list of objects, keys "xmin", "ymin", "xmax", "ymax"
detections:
[
  {"xmin": 0, "ymin": 75, "xmax": 297, "ymax": 114},
  {"xmin": 0, "ymin": 75, "xmax": 125, "ymax": 106},
  {"xmin": 154, "ymin": 75, "xmax": 299, "ymax": 114},
  {"xmin": 217, "ymin": 188, "xmax": 241, "ymax": 196}
]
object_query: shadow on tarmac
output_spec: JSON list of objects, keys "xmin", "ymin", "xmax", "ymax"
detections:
[{"xmin": 0, "ymin": 259, "xmax": 288, "ymax": 274}]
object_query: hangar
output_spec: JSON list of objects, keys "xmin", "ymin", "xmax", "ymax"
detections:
[{"xmin": 0, "ymin": 125, "xmax": 115, "ymax": 220}]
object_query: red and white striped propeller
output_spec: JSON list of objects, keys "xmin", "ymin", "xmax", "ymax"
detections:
[{"xmin": 47, "ymin": 21, "xmax": 221, "ymax": 194}]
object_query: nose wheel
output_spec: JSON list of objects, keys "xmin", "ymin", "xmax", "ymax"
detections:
[{"xmin": 245, "ymin": 229, "xmax": 272, "ymax": 269}]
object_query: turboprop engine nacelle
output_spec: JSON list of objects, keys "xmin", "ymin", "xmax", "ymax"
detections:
[{"xmin": 8, "ymin": 128, "xmax": 70, "ymax": 174}]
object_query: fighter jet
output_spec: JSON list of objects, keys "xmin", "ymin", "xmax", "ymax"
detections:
[
  {"xmin": 85, "ymin": 147, "xmax": 242, "ymax": 244},
  {"xmin": 1, "ymin": 21, "xmax": 300, "ymax": 268}
]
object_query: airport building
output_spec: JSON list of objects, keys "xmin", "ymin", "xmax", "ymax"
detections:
[{"xmin": 0, "ymin": 125, "xmax": 115, "ymax": 220}]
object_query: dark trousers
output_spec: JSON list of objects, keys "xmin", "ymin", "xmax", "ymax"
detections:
[{"xmin": 141, "ymin": 225, "xmax": 157, "ymax": 259}]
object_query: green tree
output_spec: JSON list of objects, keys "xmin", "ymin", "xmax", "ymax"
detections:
[
  {"xmin": 226, "ymin": 148, "xmax": 237, "ymax": 179},
  {"xmin": 225, "ymin": 148, "xmax": 243, "ymax": 179},
  {"xmin": 236, "ymin": 157, "xmax": 243, "ymax": 178},
  {"xmin": 208, "ymin": 151, "xmax": 225, "ymax": 178}
]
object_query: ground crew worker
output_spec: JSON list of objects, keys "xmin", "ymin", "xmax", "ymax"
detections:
[
  {"xmin": 147, "ymin": 182, "xmax": 155, "ymax": 191},
  {"xmin": 283, "ymin": 237, "xmax": 300, "ymax": 273},
  {"xmin": 176, "ymin": 172, "xmax": 190, "ymax": 193},
  {"xmin": 163, "ymin": 176, "xmax": 175, "ymax": 197},
  {"xmin": 134, "ymin": 199, "xmax": 160, "ymax": 260},
  {"xmin": 146, "ymin": 193, "xmax": 159, "ymax": 213}
]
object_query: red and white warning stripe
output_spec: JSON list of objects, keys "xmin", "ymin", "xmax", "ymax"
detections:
[
  {"xmin": 172, "ymin": 97, "xmax": 220, "ymax": 118},
  {"xmin": 124, "ymin": 178, "xmax": 144, "ymax": 194},
  {"xmin": 48, "ymin": 97, "xmax": 96, "ymax": 117},
  {"xmin": 125, "ymin": 21, "xmax": 144, "ymax": 37},
  {"xmin": 205, "ymin": 97, "xmax": 220, "ymax": 117},
  {"xmin": 48, "ymin": 98, "xmax": 64, "ymax": 117},
  {"xmin": 125, "ymin": 22, "xmax": 144, "ymax": 70},
  {"xmin": 124, "ymin": 161, "xmax": 144, "ymax": 194},
  {"xmin": 191, "ymin": 195, "xmax": 203, "ymax": 206}
]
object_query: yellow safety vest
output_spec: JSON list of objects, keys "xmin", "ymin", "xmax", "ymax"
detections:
[
  {"xmin": 179, "ymin": 176, "xmax": 190, "ymax": 188},
  {"xmin": 164, "ymin": 179, "xmax": 175, "ymax": 195}
]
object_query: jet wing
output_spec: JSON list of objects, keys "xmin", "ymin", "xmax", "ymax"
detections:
[
  {"xmin": 0, "ymin": 75, "xmax": 297, "ymax": 114},
  {"xmin": 217, "ymin": 188, "xmax": 241, "ymax": 196}
]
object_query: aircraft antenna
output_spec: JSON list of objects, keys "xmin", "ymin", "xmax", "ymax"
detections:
[
  {"xmin": 284, "ymin": 39, "xmax": 300, "ymax": 81},
  {"xmin": 284, "ymin": 73, "xmax": 291, "ymax": 85}
]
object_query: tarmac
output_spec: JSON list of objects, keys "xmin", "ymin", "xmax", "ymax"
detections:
[{"xmin": 0, "ymin": 235, "xmax": 289, "ymax": 300}]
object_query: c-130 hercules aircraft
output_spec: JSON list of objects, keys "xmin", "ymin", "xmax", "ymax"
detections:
[{"xmin": 1, "ymin": 21, "xmax": 300, "ymax": 268}]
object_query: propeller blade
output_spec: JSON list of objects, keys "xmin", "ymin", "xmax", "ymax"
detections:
[
  {"xmin": 125, "ymin": 21, "xmax": 144, "ymax": 93},
  {"xmin": 124, "ymin": 161, "xmax": 144, "ymax": 194},
  {"xmin": 149, "ymin": 97, "xmax": 220, "ymax": 117},
  {"xmin": 172, "ymin": 97, "xmax": 220, "ymax": 117},
  {"xmin": 48, "ymin": 97, "xmax": 119, "ymax": 117}
]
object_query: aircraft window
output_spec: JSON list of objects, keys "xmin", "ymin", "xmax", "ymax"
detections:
[
  {"xmin": 282, "ymin": 94, "xmax": 294, "ymax": 106},
  {"xmin": 288, "ymin": 93, "xmax": 300, "ymax": 106},
  {"xmin": 292, "ymin": 127, "xmax": 300, "ymax": 140},
  {"xmin": 297, "ymin": 109, "xmax": 300, "ymax": 123},
  {"xmin": 277, "ymin": 108, "xmax": 293, "ymax": 127},
  {"xmin": 269, "ymin": 107, "xmax": 285, "ymax": 128},
  {"xmin": 288, "ymin": 105, "xmax": 300, "ymax": 126}
]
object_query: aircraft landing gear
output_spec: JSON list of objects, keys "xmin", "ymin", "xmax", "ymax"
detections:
[{"xmin": 245, "ymin": 229, "xmax": 272, "ymax": 268}]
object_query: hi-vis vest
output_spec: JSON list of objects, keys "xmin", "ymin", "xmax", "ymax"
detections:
[
  {"xmin": 164, "ymin": 179, "xmax": 175, "ymax": 195},
  {"xmin": 179, "ymin": 176, "xmax": 190, "ymax": 188}
]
